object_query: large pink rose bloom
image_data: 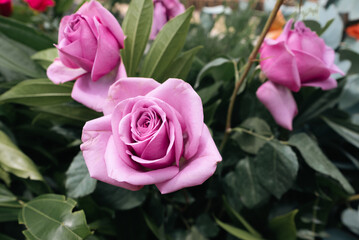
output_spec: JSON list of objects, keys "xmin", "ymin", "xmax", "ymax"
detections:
[
  {"xmin": 150, "ymin": 0, "xmax": 185, "ymax": 40},
  {"xmin": 81, "ymin": 78, "xmax": 221, "ymax": 194},
  {"xmin": 257, "ymin": 19, "xmax": 344, "ymax": 130},
  {"xmin": 47, "ymin": 0, "xmax": 126, "ymax": 112}
]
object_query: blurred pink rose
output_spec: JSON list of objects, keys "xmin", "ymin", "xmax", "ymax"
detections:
[
  {"xmin": 150, "ymin": 0, "xmax": 185, "ymax": 40},
  {"xmin": 81, "ymin": 77, "xmax": 221, "ymax": 194},
  {"xmin": 257, "ymin": 19, "xmax": 344, "ymax": 130},
  {"xmin": 0, "ymin": 0, "xmax": 11, "ymax": 16},
  {"xmin": 47, "ymin": 0, "xmax": 126, "ymax": 111},
  {"xmin": 24, "ymin": 0, "xmax": 54, "ymax": 11}
]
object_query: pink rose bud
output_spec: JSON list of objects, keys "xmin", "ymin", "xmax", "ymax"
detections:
[
  {"xmin": 47, "ymin": 0, "xmax": 127, "ymax": 111},
  {"xmin": 257, "ymin": 19, "xmax": 344, "ymax": 130},
  {"xmin": 0, "ymin": 0, "xmax": 12, "ymax": 17},
  {"xmin": 150, "ymin": 0, "xmax": 185, "ymax": 40},
  {"xmin": 24, "ymin": 0, "xmax": 54, "ymax": 11},
  {"xmin": 81, "ymin": 78, "xmax": 222, "ymax": 194}
]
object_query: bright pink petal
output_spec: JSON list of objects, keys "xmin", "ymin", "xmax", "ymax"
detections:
[
  {"xmin": 81, "ymin": 115, "xmax": 142, "ymax": 191},
  {"xmin": 150, "ymin": 3, "xmax": 167, "ymax": 40},
  {"xmin": 256, "ymin": 81, "xmax": 298, "ymax": 130},
  {"xmin": 58, "ymin": 15, "xmax": 71, "ymax": 43},
  {"xmin": 156, "ymin": 125, "xmax": 221, "ymax": 194},
  {"xmin": 147, "ymin": 78, "xmax": 203, "ymax": 160},
  {"xmin": 57, "ymin": 40, "xmax": 94, "ymax": 71},
  {"xmin": 260, "ymin": 41, "xmax": 301, "ymax": 92},
  {"xmin": 47, "ymin": 59, "xmax": 86, "ymax": 84},
  {"xmin": 91, "ymin": 20, "xmax": 120, "ymax": 82},
  {"xmin": 72, "ymin": 72, "xmax": 116, "ymax": 112},
  {"xmin": 276, "ymin": 18, "xmax": 293, "ymax": 42},
  {"xmin": 103, "ymin": 77, "xmax": 160, "ymax": 115},
  {"xmin": 292, "ymin": 50, "xmax": 331, "ymax": 85},
  {"xmin": 105, "ymin": 136, "xmax": 179, "ymax": 185}
]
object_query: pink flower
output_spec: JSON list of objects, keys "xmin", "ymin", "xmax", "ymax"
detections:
[
  {"xmin": 150, "ymin": 0, "xmax": 185, "ymax": 40},
  {"xmin": 81, "ymin": 78, "xmax": 222, "ymax": 194},
  {"xmin": 47, "ymin": 0, "xmax": 126, "ymax": 111},
  {"xmin": 0, "ymin": 0, "xmax": 12, "ymax": 16},
  {"xmin": 257, "ymin": 19, "xmax": 344, "ymax": 130},
  {"xmin": 24, "ymin": 0, "xmax": 54, "ymax": 11}
]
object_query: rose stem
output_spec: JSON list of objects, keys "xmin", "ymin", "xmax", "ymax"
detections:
[{"xmin": 219, "ymin": 0, "xmax": 285, "ymax": 152}]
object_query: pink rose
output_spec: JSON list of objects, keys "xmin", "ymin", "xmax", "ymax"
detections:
[
  {"xmin": 47, "ymin": 0, "xmax": 126, "ymax": 111},
  {"xmin": 256, "ymin": 19, "xmax": 344, "ymax": 130},
  {"xmin": 0, "ymin": 0, "xmax": 11, "ymax": 16},
  {"xmin": 150, "ymin": 0, "xmax": 185, "ymax": 40},
  {"xmin": 24, "ymin": 0, "xmax": 54, "ymax": 11},
  {"xmin": 81, "ymin": 78, "xmax": 221, "ymax": 194}
]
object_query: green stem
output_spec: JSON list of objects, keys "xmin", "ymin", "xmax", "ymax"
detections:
[{"xmin": 219, "ymin": 0, "xmax": 285, "ymax": 152}]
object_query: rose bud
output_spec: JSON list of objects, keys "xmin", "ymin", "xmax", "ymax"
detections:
[{"xmin": 24, "ymin": 0, "xmax": 54, "ymax": 11}]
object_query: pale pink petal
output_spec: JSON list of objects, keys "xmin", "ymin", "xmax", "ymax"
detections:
[
  {"xmin": 72, "ymin": 72, "xmax": 116, "ymax": 112},
  {"xmin": 58, "ymin": 15, "xmax": 71, "ymax": 43},
  {"xmin": 103, "ymin": 78, "xmax": 160, "ymax": 115},
  {"xmin": 81, "ymin": 115, "xmax": 142, "ymax": 191},
  {"xmin": 147, "ymin": 78, "xmax": 203, "ymax": 160},
  {"xmin": 323, "ymin": 46, "xmax": 345, "ymax": 75},
  {"xmin": 105, "ymin": 136, "xmax": 179, "ymax": 185},
  {"xmin": 156, "ymin": 125, "xmax": 221, "ymax": 194},
  {"xmin": 301, "ymin": 77, "xmax": 337, "ymax": 90},
  {"xmin": 260, "ymin": 41, "xmax": 301, "ymax": 92},
  {"xmin": 150, "ymin": 3, "xmax": 167, "ymax": 40},
  {"xmin": 91, "ymin": 20, "xmax": 121, "ymax": 82},
  {"xmin": 276, "ymin": 18, "xmax": 293, "ymax": 42},
  {"xmin": 256, "ymin": 81, "xmax": 298, "ymax": 130},
  {"xmin": 57, "ymin": 40, "xmax": 94, "ymax": 71},
  {"xmin": 47, "ymin": 59, "xmax": 86, "ymax": 84}
]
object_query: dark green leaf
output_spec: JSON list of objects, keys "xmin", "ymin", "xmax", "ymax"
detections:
[
  {"xmin": 0, "ymin": 34, "xmax": 45, "ymax": 78},
  {"xmin": 0, "ymin": 131, "xmax": 43, "ymax": 181},
  {"xmin": 289, "ymin": 133, "xmax": 354, "ymax": 194},
  {"xmin": 198, "ymin": 82, "xmax": 222, "ymax": 105},
  {"xmin": 0, "ymin": 167, "xmax": 10, "ymax": 186},
  {"xmin": 0, "ymin": 16, "xmax": 54, "ymax": 50},
  {"xmin": 195, "ymin": 214, "xmax": 219, "ymax": 238},
  {"xmin": 195, "ymin": 57, "xmax": 233, "ymax": 88},
  {"xmin": 122, "ymin": 0, "xmax": 153, "ymax": 76},
  {"xmin": 323, "ymin": 117, "xmax": 359, "ymax": 149},
  {"xmin": 214, "ymin": 218, "xmax": 263, "ymax": 240},
  {"xmin": 0, "ymin": 79, "xmax": 72, "ymax": 106},
  {"xmin": 141, "ymin": 7, "xmax": 194, "ymax": 80},
  {"xmin": 204, "ymin": 99, "xmax": 221, "ymax": 126},
  {"xmin": 269, "ymin": 210, "xmax": 298, "ymax": 240},
  {"xmin": 65, "ymin": 152, "xmax": 97, "ymax": 199},
  {"xmin": 255, "ymin": 141, "xmax": 298, "ymax": 199},
  {"xmin": 0, "ymin": 207, "xmax": 20, "ymax": 223},
  {"xmin": 0, "ymin": 233, "xmax": 16, "ymax": 240},
  {"xmin": 94, "ymin": 182, "xmax": 146, "ymax": 210},
  {"xmin": 158, "ymin": 46, "xmax": 203, "ymax": 82},
  {"xmin": 19, "ymin": 194, "xmax": 91, "ymax": 240},
  {"xmin": 185, "ymin": 227, "xmax": 208, "ymax": 240}
]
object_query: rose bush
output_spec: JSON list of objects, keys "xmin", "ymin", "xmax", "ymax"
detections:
[
  {"xmin": 81, "ymin": 77, "xmax": 222, "ymax": 194},
  {"xmin": 257, "ymin": 19, "xmax": 344, "ymax": 130},
  {"xmin": 150, "ymin": 0, "xmax": 185, "ymax": 40},
  {"xmin": 47, "ymin": 0, "xmax": 126, "ymax": 111},
  {"xmin": 24, "ymin": 0, "xmax": 54, "ymax": 11}
]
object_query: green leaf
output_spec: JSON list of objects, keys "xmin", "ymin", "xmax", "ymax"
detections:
[
  {"xmin": 341, "ymin": 208, "xmax": 359, "ymax": 235},
  {"xmin": 65, "ymin": 152, "xmax": 97, "ymax": 199},
  {"xmin": 204, "ymin": 99, "xmax": 221, "ymax": 126},
  {"xmin": 93, "ymin": 182, "xmax": 146, "ymax": 210},
  {"xmin": 0, "ymin": 167, "xmax": 11, "ymax": 186},
  {"xmin": 0, "ymin": 79, "xmax": 72, "ymax": 106},
  {"xmin": 141, "ymin": 7, "xmax": 194, "ymax": 80},
  {"xmin": 228, "ymin": 157, "xmax": 270, "ymax": 209},
  {"xmin": 289, "ymin": 133, "xmax": 354, "ymax": 194},
  {"xmin": 323, "ymin": 117, "xmax": 359, "ymax": 149},
  {"xmin": 122, "ymin": 0, "xmax": 153, "ymax": 77},
  {"xmin": 19, "ymin": 194, "xmax": 91, "ymax": 240},
  {"xmin": 0, "ymin": 16, "xmax": 54, "ymax": 51},
  {"xmin": 185, "ymin": 227, "xmax": 208, "ymax": 240},
  {"xmin": 0, "ymin": 34, "xmax": 45, "ymax": 78},
  {"xmin": 268, "ymin": 210, "xmax": 298, "ymax": 240},
  {"xmin": 31, "ymin": 48, "xmax": 58, "ymax": 69},
  {"xmin": 198, "ymin": 82, "xmax": 222, "ymax": 105},
  {"xmin": 0, "ymin": 233, "xmax": 16, "ymax": 240},
  {"xmin": 0, "ymin": 184, "xmax": 21, "ymax": 222},
  {"xmin": 195, "ymin": 214, "xmax": 219, "ymax": 238},
  {"xmin": 0, "ymin": 131, "xmax": 43, "ymax": 181},
  {"xmin": 158, "ymin": 46, "xmax": 203, "ymax": 82},
  {"xmin": 255, "ymin": 141, "xmax": 298, "ymax": 199},
  {"xmin": 0, "ymin": 207, "xmax": 20, "ymax": 222},
  {"xmin": 214, "ymin": 218, "xmax": 263, "ymax": 240},
  {"xmin": 195, "ymin": 57, "xmax": 233, "ymax": 88},
  {"xmin": 232, "ymin": 118, "xmax": 272, "ymax": 155},
  {"xmin": 318, "ymin": 18, "xmax": 334, "ymax": 36}
]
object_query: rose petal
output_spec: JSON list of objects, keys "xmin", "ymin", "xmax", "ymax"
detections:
[
  {"xmin": 72, "ymin": 71, "xmax": 116, "ymax": 112},
  {"xmin": 276, "ymin": 18, "xmax": 293, "ymax": 42},
  {"xmin": 103, "ymin": 78, "xmax": 160, "ymax": 115},
  {"xmin": 58, "ymin": 15, "xmax": 71, "ymax": 43},
  {"xmin": 147, "ymin": 78, "xmax": 203, "ymax": 160},
  {"xmin": 156, "ymin": 125, "xmax": 221, "ymax": 194},
  {"xmin": 150, "ymin": 3, "xmax": 167, "ymax": 40},
  {"xmin": 256, "ymin": 81, "xmax": 298, "ymax": 130},
  {"xmin": 57, "ymin": 40, "xmax": 94, "ymax": 71},
  {"xmin": 301, "ymin": 77, "xmax": 337, "ymax": 90},
  {"xmin": 105, "ymin": 136, "xmax": 179, "ymax": 185},
  {"xmin": 47, "ymin": 59, "xmax": 86, "ymax": 84},
  {"xmin": 81, "ymin": 115, "xmax": 141, "ymax": 191},
  {"xmin": 260, "ymin": 40, "xmax": 301, "ymax": 92},
  {"xmin": 292, "ymin": 49, "xmax": 331, "ymax": 84},
  {"xmin": 323, "ymin": 46, "xmax": 345, "ymax": 75}
]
